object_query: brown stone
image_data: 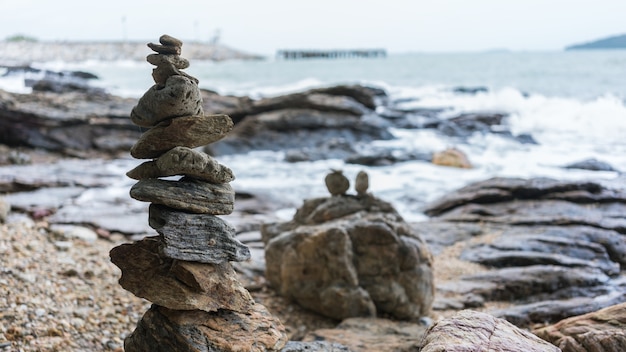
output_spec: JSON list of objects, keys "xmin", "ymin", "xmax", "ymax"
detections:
[
  {"xmin": 130, "ymin": 177, "xmax": 234, "ymax": 214},
  {"xmin": 149, "ymin": 204, "xmax": 250, "ymax": 263},
  {"xmin": 126, "ymin": 146, "xmax": 235, "ymax": 184},
  {"xmin": 325, "ymin": 170, "xmax": 350, "ymax": 196},
  {"xmin": 355, "ymin": 170, "xmax": 369, "ymax": 195},
  {"xmin": 533, "ymin": 302, "xmax": 626, "ymax": 352},
  {"xmin": 420, "ymin": 310, "xmax": 560, "ymax": 352},
  {"xmin": 159, "ymin": 34, "xmax": 183, "ymax": 48},
  {"xmin": 130, "ymin": 75, "xmax": 203, "ymax": 128},
  {"xmin": 432, "ymin": 147, "xmax": 472, "ymax": 169},
  {"xmin": 147, "ymin": 42, "xmax": 181, "ymax": 55},
  {"xmin": 109, "ymin": 237, "xmax": 255, "ymax": 313},
  {"xmin": 130, "ymin": 114, "xmax": 234, "ymax": 159},
  {"xmin": 124, "ymin": 304, "xmax": 288, "ymax": 352}
]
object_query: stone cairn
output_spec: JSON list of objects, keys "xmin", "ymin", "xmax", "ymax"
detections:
[{"xmin": 109, "ymin": 35, "xmax": 287, "ymax": 352}]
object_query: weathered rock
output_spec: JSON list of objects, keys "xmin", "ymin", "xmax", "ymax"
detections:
[
  {"xmin": 263, "ymin": 195, "xmax": 434, "ymax": 321},
  {"xmin": 304, "ymin": 317, "xmax": 429, "ymax": 352},
  {"xmin": 124, "ymin": 304, "xmax": 288, "ymax": 352},
  {"xmin": 533, "ymin": 302, "xmax": 626, "ymax": 352},
  {"xmin": 438, "ymin": 265, "xmax": 613, "ymax": 302},
  {"xmin": 437, "ymin": 112, "xmax": 508, "ymax": 138},
  {"xmin": 149, "ymin": 204, "xmax": 250, "ymax": 263},
  {"xmin": 130, "ymin": 75, "xmax": 203, "ymax": 127},
  {"xmin": 126, "ymin": 146, "xmax": 235, "ymax": 183},
  {"xmin": 423, "ymin": 177, "xmax": 626, "ymax": 217},
  {"xmin": 205, "ymin": 108, "xmax": 392, "ymax": 156},
  {"xmin": 131, "ymin": 114, "xmax": 233, "ymax": 159},
  {"xmin": 563, "ymin": 158, "xmax": 618, "ymax": 172},
  {"xmin": 0, "ymin": 89, "xmax": 139, "ymax": 153},
  {"xmin": 130, "ymin": 177, "xmax": 234, "ymax": 215},
  {"xmin": 325, "ymin": 170, "xmax": 350, "ymax": 196},
  {"xmin": 431, "ymin": 147, "xmax": 472, "ymax": 168},
  {"xmin": 354, "ymin": 171, "xmax": 369, "ymax": 195},
  {"xmin": 420, "ymin": 310, "xmax": 560, "ymax": 352},
  {"xmin": 109, "ymin": 237, "xmax": 254, "ymax": 313},
  {"xmin": 492, "ymin": 284, "xmax": 626, "ymax": 328},
  {"xmin": 460, "ymin": 234, "xmax": 620, "ymax": 275}
]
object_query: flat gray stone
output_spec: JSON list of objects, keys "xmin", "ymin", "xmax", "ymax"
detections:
[
  {"xmin": 149, "ymin": 204, "xmax": 250, "ymax": 263},
  {"xmin": 130, "ymin": 177, "xmax": 234, "ymax": 215}
]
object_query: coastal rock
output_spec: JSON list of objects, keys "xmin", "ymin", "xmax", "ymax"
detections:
[
  {"xmin": 149, "ymin": 204, "xmax": 250, "ymax": 263},
  {"xmin": 130, "ymin": 114, "xmax": 234, "ymax": 159},
  {"xmin": 460, "ymin": 234, "xmax": 620, "ymax": 275},
  {"xmin": 533, "ymin": 302, "xmax": 626, "ymax": 352},
  {"xmin": 420, "ymin": 310, "xmax": 560, "ymax": 352},
  {"xmin": 124, "ymin": 304, "xmax": 288, "ymax": 352},
  {"xmin": 431, "ymin": 147, "xmax": 472, "ymax": 168},
  {"xmin": 325, "ymin": 170, "xmax": 350, "ymax": 196},
  {"xmin": 563, "ymin": 158, "xmax": 619, "ymax": 172},
  {"xmin": 263, "ymin": 194, "xmax": 434, "ymax": 321},
  {"xmin": 130, "ymin": 75, "xmax": 203, "ymax": 127},
  {"xmin": 422, "ymin": 177, "xmax": 626, "ymax": 217},
  {"xmin": 109, "ymin": 237, "xmax": 255, "ymax": 313},
  {"xmin": 130, "ymin": 177, "xmax": 234, "ymax": 214},
  {"xmin": 423, "ymin": 177, "xmax": 626, "ymax": 327},
  {"xmin": 303, "ymin": 317, "xmax": 428, "ymax": 352},
  {"xmin": 126, "ymin": 146, "xmax": 235, "ymax": 184},
  {"xmin": 0, "ymin": 89, "xmax": 139, "ymax": 154},
  {"xmin": 354, "ymin": 171, "xmax": 369, "ymax": 195},
  {"xmin": 437, "ymin": 112, "xmax": 507, "ymax": 138},
  {"xmin": 205, "ymin": 108, "xmax": 391, "ymax": 156}
]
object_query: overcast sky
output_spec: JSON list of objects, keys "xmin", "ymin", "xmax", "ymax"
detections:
[{"xmin": 1, "ymin": 0, "xmax": 625, "ymax": 54}]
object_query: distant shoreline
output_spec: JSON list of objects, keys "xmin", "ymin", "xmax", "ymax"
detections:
[{"xmin": 0, "ymin": 40, "xmax": 265, "ymax": 64}]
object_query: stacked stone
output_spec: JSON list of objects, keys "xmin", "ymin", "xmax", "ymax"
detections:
[{"xmin": 109, "ymin": 35, "xmax": 287, "ymax": 352}]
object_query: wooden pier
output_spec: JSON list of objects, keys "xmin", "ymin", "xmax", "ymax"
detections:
[{"xmin": 276, "ymin": 49, "xmax": 387, "ymax": 60}]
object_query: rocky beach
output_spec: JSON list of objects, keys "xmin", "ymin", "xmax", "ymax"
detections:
[{"xmin": 1, "ymin": 38, "xmax": 625, "ymax": 351}]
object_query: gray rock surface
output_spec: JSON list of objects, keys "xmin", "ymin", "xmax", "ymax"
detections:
[
  {"xmin": 130, "ymin": 177, "xmax": 234, "ymax": 215},
  {"xmin": 149, "ymin": 204, "xmax": 250, "ymax": 263},
  {"xmin": 423, "ymin": 177, "xmax": 626, "ymax": 327}
]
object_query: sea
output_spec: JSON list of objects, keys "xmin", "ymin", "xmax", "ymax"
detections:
[{"xmin": 2, "ymin": 50, "xmax": 626, "ymax": 222}]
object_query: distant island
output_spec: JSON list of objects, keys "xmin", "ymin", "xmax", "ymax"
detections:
[{"xmin": 565, "ymin": 33, "xmax": 626, "ymax": 50}]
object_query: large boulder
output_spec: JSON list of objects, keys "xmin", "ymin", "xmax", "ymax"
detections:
[{"xmin": 262, "ymin": 193, "xmax": 434, "ymax": 321}]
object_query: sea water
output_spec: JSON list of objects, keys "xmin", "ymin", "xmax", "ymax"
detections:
[{"xmin": 2, "ymin": 51, "xmax": 625, "ymax": 221}]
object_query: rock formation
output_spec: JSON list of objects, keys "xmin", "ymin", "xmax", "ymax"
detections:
[
  {"xmin": 420, "ymin": 310, "xmax": 561, "ymax": 352},
  {"xmin": 109, "ymin": 35, "xmax": 287, "ymax": 352},
  {"xmin": 262, "ymin": 170, "xmax": 435, "ymax": 321},
  {"xmin": 533, "ymin": 302, "xmax": 626, "ymax": 352}
]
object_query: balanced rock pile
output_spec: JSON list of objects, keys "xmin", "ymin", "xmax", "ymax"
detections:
[
  {"xmin": 262, "ymin": 170, "xmax": 435, "ymax": 321},
  {"xmin": 109, "ymin": 35, "xmax": 287, "ymax": 351}
]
